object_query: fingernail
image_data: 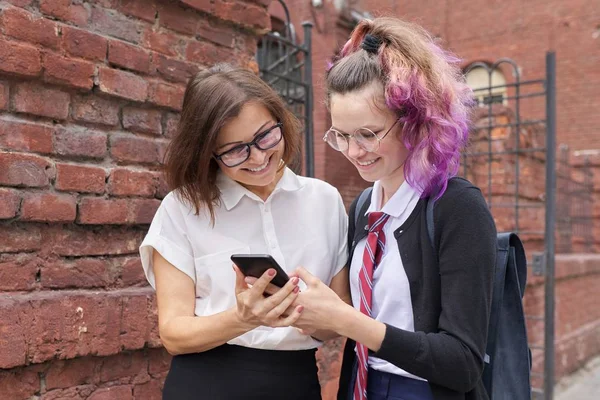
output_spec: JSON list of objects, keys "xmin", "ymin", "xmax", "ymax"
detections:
[
  {"xmin": 268, "ymin": 269, "xmax": 276, "ymax": 276},
  {"xmin": 293, "ymin": 286, "xmax": 300, "ymax": 293},
  {"xmin": 297, "ymin": 305, "xmax": 304, "ymax": 313},
  {"xmin": 293, "ymin": 277, "xmax": 299, "ymax": 285}
]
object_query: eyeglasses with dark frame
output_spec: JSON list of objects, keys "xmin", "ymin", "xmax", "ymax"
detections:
[
  {"xmin": 214, "ymin": 122, "xmax": 283, "ymax": 168},
  {"xmin": 323, "ymin": 118, "xmax": 400, "ymax": 153}
]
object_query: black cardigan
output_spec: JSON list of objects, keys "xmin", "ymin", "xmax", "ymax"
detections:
[{"xmin": 338, "ymin": 178, "xmax": 497, "ymax": 400}]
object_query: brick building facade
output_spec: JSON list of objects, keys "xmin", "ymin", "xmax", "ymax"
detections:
[
  {"xmin": 0, "ymin": 0, "xmax": 266, "ymax": 398},
  {"xmin": 0, "ymin": 0, "xmax": 598, "ymax": 399}
]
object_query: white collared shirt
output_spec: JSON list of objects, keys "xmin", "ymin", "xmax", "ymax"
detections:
[
  {"xmin": 140, "ymin": 167, "xmax": 348, "ymax": 350},
  {"xmin": 350, "ymin": 180, "xmax": 424, "ymax": 380}
]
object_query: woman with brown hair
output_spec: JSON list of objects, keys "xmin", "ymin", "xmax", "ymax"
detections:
[{"xmin": 139, "ymin": 64, "xmax": 349, "ymax": 399}]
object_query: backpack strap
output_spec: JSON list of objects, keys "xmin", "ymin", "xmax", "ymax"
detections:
[
  {"xmin": 354, "ymin": 187, "xmax": 373, "ymax": 228},
  {"xmin": 425, "ymin": 195, "xmax": 436, "ymax": 250}
]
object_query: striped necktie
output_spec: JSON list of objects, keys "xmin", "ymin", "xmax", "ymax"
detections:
[{"xmin": 354, "ymin": 211, "xmax": 390, "ymax": 400}]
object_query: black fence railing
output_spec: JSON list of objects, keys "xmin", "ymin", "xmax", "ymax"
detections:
[
  {"xmin": 556, "ymin": 145, "xmax": 595, "ymax": 253},
  {"xmin": 256, "ymin": 1, "xmax": 313, "ymax": 176}
]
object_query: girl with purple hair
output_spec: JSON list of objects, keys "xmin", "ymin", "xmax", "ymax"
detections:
[{"xmin": 287, "ymin": 17, "xmax": 497, "ymax": 400}]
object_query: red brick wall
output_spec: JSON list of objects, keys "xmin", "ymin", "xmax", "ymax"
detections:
[{"xmin": 0, "ymin": 0, "xmax": 268, "ymax": 398}]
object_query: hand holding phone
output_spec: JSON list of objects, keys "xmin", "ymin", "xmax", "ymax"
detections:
[{"xmin": 230, "ymin": 254, "xmax": 290, "ymax": 288}]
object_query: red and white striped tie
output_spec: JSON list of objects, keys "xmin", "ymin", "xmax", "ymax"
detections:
[{"xmin": 354, "ymin": 211, "xmax": 390, "ymax": 400}]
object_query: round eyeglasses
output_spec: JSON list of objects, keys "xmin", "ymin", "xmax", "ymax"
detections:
[
  {"xmin": 323, "ymin": 119, "xmax": 400, "ymax": 153},
  {"xmin": 214, "ymin": 122, "xmax": 283, "ymax": 168}
]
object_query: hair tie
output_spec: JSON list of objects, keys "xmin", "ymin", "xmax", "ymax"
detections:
[{"xmin": 361, "ymin": 34, "xmax": 383, "ymax": 54}]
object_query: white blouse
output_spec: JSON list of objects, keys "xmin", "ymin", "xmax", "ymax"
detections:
[
  {"xmin": 350, "ymin": 180, "xmax": 424, "ymax": 380},
  {"xmin": 140, "ymin": 167, "xmax": 348, "ymax": 350}
]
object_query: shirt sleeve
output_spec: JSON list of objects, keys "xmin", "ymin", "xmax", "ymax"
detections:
[
  {"xmin": 333, "ymin": 191, "xmax": 349, "ymax": 277},
  {"xmin": 139, "ymin": 194, "xmax": 196, "ymax": 289}
]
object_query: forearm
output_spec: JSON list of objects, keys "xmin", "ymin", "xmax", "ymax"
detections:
[
  {"xmin": 160, "ymin": 307, "xmax": 257, "ymax": 355},
  {"xmin": 334, "ymin": 303, "xmax": 386, "ymax": 351}
]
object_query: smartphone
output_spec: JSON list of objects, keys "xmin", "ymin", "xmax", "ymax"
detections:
[{"xmin": 230, "ymin": 254, "xmax": 290, "ymax": 288}]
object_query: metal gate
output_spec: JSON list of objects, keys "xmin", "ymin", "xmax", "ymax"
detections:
[
  {"xmin": 462, "ymin": 53, "xmax": 556, "ymax": 399},
  {"xmin": 256, "ymin": 0, "xmax": 314, "ymax": 176}
]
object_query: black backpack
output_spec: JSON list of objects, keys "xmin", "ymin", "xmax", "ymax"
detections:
[{"xmin": 350, "ymin": 185, "xmax": 532, "ymax": 399}]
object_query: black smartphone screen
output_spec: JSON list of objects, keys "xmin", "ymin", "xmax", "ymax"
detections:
[{"xmin": 230, "ymin": 254, "xmax": 290, "ymax": 288}]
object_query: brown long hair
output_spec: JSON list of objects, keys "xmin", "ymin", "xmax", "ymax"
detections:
[{"xmin": 165, "ymin": 64, "xmax": 301, "ymax": 222}]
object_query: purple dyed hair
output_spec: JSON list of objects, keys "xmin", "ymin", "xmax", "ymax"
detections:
[{"xmin": 326, "ymin": 18, "xmax": 474, "ymax": 198}]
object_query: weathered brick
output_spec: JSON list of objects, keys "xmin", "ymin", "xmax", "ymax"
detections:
[
  {"xmin": 148, "ymin": 348, "xmax": 171, "ymax": 375},
  {"xmin": 43, "ymin": 258, "xmax": 110, "ymax": 289},
  {"xmin": 119, "ymin": 257, "xmax": 146, "ymax": 286},
  {"xmin": 13, "ymin": 82, "xmax": 70, "ymax": 120},
  {"xmin": 78, "ymin": 198, "xmax": 129, "ymax": 224},
  {"xmin": 45, "ymin": 357, "xmax": 97, "ymax": 390},
  {"xmin": 98, "ymin": 67, "xmax": 148, "ymax": 102},
  {"xmin": 155, "ymin": 54, "xmax": 198, "ymax": 83},
  {"xmin": 0, "ymin": 152, "xmax": 53, "ymax": 188},
  {"xmin": 78, "ymin": 197, "xmax": 159, "ymax": 224},
  {"xmin": 155, "ymin": 139, "xmax": 168, "ymax": 164},
  {"xmin": 43, "ymin": 53, "xmax": 95, "ymax": 90},
  {"xmin": 0, "ymin": 301, "xmax": 27, "ymax": 366},
  {"xmin": 122, "ymin": 107, "xmax": 162, "ymax": 135},
  {"xmin": 54, "ymin": 127, "xmax": 108, "ymax": 159},
  {"xmin": 108, "ymin": 168, "xmax": 156, "ymax": 197},
  {"xmin": 2, "ymin": 288, "xmax": 155, "ymax": 366},
  {"xmin": 72, "ymin": 95, "xmax": 120, "ymax": 127},
  {"xmin": 110, "ymin": 134, "xmax": 159, "ymax": 163},
  {"xmin": 91, "ymin": 6, "xmax": 142, "ymax": 43},
  {"xmin": 0, "ymin": 366, "xmax": 39, "ymax": 398},
  {"xmin": 40, "ymin": 0, "xmax": 89, "ymax": 26},
  {"xmin": 62, "ymin": 26, "xmax": 108, "ymax": 62},
  {"xmin": 21, "ymin": 192, "xmax": 77, "ymax": 222},
  {"xmin": 0, "ymin": 37, "xmax": 41, "ymax": 77},
  {"xmin": 47, "ymin": 225, "xmax": 145, "ymax": 256},
  {"xmin": 130, "ymin": 198, "xmax": 161, "ymax": 224},
  {"xmin": 147, "ymin": 81, "xmax": 184, "ymax": 110},
  {"xmin": 119, "ymin": 0, "xmax": 158, "ymax": 23},
  {"xmin": 0, "ymin": 253, "xmax": 40, "ymax": 290},
  {"xmin": 164, "ymin": 112, "xmax": 180, "ymax": 138},
  {"xmin": 0, "ymin": 81, "xmax": 8, "ymax": 110},
  {"xmin": 0, "ymin": 117, "xmax": 54, "ymax": 154},
  {"xmin": 186, "ymin": 40, "xmax": 232, "ymax": 66},
  {"xmin": 0, "ymin": 224, "xmax": 42, "ymax": 253},
  {"xmin": 99, "ymin": 352, "xmax": 147, "ymax": 383},
  {"xmin": 181, "ymin": 0, "xmax": 212, "ymax": 14},
  {"xmin": 197, "ymin": 20, "xmax": 236, "ymax": 48},
  {"xmin": 0, "ymin": 7, "xmax": 60, "ymax": 49},
  {"xmin": 108, "ymin": 40, "xmax": 151, "ymax": 74},
  {"xmin": 55, "ymin": 163, "xmax": 106, "ymax": 194},
  {"xmin": 5, "ymin": 0, "xmax": 34, "ymax": 7},
  {"xmin": 155, "ymin": 173, "xmax": 169, "ymax": 199},
  {"xmin": 0, "ymin": 188, "xmax": 21, "ymax": 219},
  {"xmin": 157, "ymin": 2, "xmax": 198, "ymax": 35},
  {"xmin": 88, "ymin": 385, "xmax": 134, "ymax": 400},
  {"xmin": 134, "ymin": 379, "xmax": 162, "ymax": 400},
  {"xmin": 42, "ymin": 385, "xmax": 95, "ymax": 400},
  {"xmin": 213, "ymin": 0, "xmax": 270, "ymax": 31},
  {"xmin": 142, "ymin": 28, "xmax": 181, "ymax": 57}
]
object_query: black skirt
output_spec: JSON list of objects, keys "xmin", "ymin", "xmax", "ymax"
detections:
[{"xmin": 162, "ymin": 344, "xmax": 322, "ymax": 400}]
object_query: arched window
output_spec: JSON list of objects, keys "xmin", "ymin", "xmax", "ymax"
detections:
[{"xmin": 465, "ymin": 65, "xmax": 507, "ymax": 107}]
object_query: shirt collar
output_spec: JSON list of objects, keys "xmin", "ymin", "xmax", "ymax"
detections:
[
  {"xmin": 217, "ymin": 167, "xmax": 304, "ymax": 211},
  {"xmin": 366, "ymin": 180, "xmax": 420, "ymax": 218}
]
